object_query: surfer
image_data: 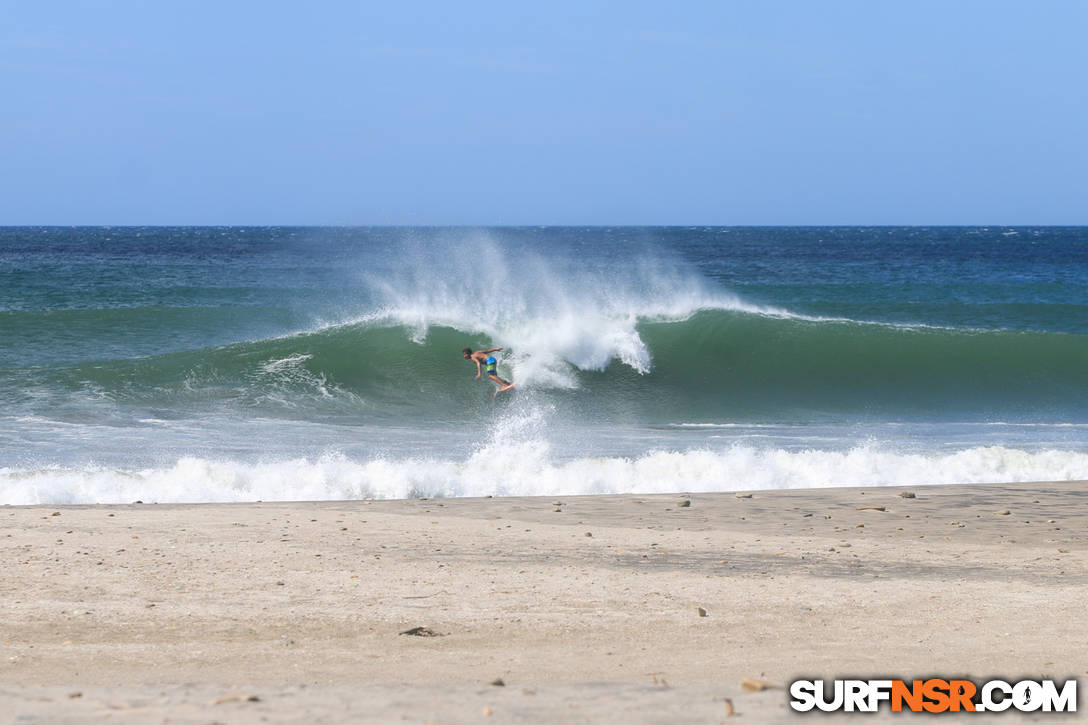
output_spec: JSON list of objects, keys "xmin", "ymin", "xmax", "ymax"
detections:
[{"xmin": 462, "ymin": 347, "xmax": 514, "ymax": 392}]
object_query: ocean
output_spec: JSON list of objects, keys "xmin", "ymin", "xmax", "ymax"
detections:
[{"xmin": 2, "ymin": 226, "xmax": 1086, "ymax": 504}]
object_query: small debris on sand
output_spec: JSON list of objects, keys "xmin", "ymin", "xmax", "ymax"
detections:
[
  {"xmin": 856, "ymin": 506, "xmax": 886, "ymax": 511},
  {"xmin": 399, "ymin": 626, "xmax": 444, "ymax": 637},
  {"xmin": 210, "ymin": 693, "xmax": 260, "ymax": 705},
  {"xmin": 696, "ymin": 607, "xmax": 708, "ymax": 617},
  {"xmin": 995, "ymin": 509, "xmax": 1011, "ymax": 516},
  {"xmin": 735, "ymin": 493, "xmax": 753, "ymax": 499},
  {"xmin": 678, "ymin": 500, "xmax": 692, "ymax": 508},
  {"xmin": 741, "ymin": 678, "xmax": 778, "ymax": 692},
  {"xmin": 898, "ymin": 492, "xmax": 916, "ymax": 498}
]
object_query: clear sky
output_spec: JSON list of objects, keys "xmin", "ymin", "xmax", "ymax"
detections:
[{"xmin": 2, "ymin": 0, "xmax": 1085, "ymax": 225}]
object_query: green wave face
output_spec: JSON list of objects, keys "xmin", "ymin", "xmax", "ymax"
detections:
[
  {"xmin": 10, "ymin": 311, "xmax": 1087, "ymax": 424},
  {"xmin": 629, "ymin": 312, "xmax": 1088, "ymax": 420}
]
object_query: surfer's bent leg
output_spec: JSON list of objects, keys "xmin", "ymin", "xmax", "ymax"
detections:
[{"xmin": 489, "ymin": 374, "xmax": 513, "ymax": 389}]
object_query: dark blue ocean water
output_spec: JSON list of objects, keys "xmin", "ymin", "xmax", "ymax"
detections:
[{"xmin": 1, "ymin": 227, "xmax": 1086, "ymax": 503}]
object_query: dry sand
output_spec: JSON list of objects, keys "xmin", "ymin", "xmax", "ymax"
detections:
[{"xmin": 2, "ymin": 481, "xmax": 1086, "ymax": 723}]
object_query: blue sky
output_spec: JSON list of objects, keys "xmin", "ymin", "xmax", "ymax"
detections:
[{"xmin": 2, "ymin": 1, "xmax": 1085, "ymax": 224}]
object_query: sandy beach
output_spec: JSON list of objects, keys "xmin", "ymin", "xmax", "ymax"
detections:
[{"xmin": 2, "ymin": 481, "xmax": 1086, "ymax": 723}]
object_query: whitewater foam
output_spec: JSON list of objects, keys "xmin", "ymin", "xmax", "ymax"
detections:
[{"xmin": 4, "ymin": 445, "xmax": 1086, "ymax": 505}]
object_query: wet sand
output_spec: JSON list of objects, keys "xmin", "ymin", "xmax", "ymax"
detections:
[{"xmin": 2, "ymin": 481, "xmax": 1086, "ymax": 722}]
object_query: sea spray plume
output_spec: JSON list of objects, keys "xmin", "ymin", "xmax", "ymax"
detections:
[{"xmin": 361, "ymin": 230, "xmax": 747, "ymax": 386}]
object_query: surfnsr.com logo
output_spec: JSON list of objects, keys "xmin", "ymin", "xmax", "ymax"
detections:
[{"xmin": 789, "ymin": 679, "xmax": 1078, "ymax": 713}]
